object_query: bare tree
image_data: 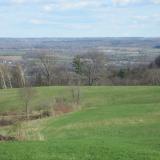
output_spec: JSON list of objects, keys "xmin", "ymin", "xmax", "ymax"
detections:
[
  {"xmin": 19, "ymin": 87, "xmax": 36, "ymax": 120},
  {"xmin": 145, "ymin": 69, "xmax": 160, "ymax": 85},
  {"xmin": 81, "ymin": 51, "xmax": 107, "ymax": 85},
  {"xmin": 38, "ymin": 54, "xmax": 56, "ymax": 86},
  {"xmin": 4, "ymin": 65, "xmax": 12, "ymax": 88},
  {"xmin": 71, "ymin": 86, "xmax": 80, "ymax": 104},
  {"xmin": 14, "ymin": 64, "xmax": 25, "ymax": 88},
  {"xmin": 0, "ymin": 65, "xmax": 7, "ymax": 89}
]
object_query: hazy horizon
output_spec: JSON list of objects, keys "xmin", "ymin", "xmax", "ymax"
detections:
[{"xmin": 0, "ymin": 37, "xmax": 160, "ymax": 39}]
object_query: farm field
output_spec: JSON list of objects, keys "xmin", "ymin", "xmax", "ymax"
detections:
[{"xmin": 0, "ymin": 86, "xmax": 160, "ymax": 160}]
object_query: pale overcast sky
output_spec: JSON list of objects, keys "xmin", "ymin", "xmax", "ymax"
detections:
[{"xmin": 0, "ymin": 0, "xmax": 160, "ymax": 37}]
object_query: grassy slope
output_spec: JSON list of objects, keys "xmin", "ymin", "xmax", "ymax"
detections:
[{"xmin": 0, "ymin": 86, "xmax": 160, "ymax": 160}]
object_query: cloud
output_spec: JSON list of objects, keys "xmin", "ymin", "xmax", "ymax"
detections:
[
  {"xmin": 11, "ymin": 0, "xmax": 41, "ymax": 5},
  {"xmin": 133, "ymin": 14, "xmax": 160, "ymax": 21},
  {"xmin": 30, "ymin": 19, "xmax": 48, "ymax": 25},
  {"xmin": 59, "ymin": 1, "xmax": 102, "ymax": 10},
  {"xmin": 42, "ymin": 0, "xmax": 106, "ymax": 12},
  {"xmin": 8, "ymin": 0, "xmax": 160, "ymax": 8},
  {"xmin": 29, "ymin": 17, "xmax": 93, "ymax": 30},
  {"xmin": 112, "ymin": 0, "xmax": 143, "ymax": 5},
  {"xmin": 60, "ymin": 1, "xmax": 89, "ymax": 10},
  {"xmin": 64, "ymin": 23, "xmax": 93, "ymax": 30},
  {"xmin": 11, "ymin": 0, "xmax": 26, "ymax": 4},
  {"xmin": 42, "ymin": 4, "xmax": 55, "ymax": 12},
  {"xmin": 112, "ymin": 0, "xmax": 160, "ymax": 5},
  {"xmin": 133, "ymin": 15, "xmax": 149, "ymax": 21},
  {"xmin": 152, "ymin": 0, "xmax": 160, "ymax": 4}
]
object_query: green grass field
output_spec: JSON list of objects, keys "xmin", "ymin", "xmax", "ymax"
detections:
[{"xmin": 0, "ymin": 86, "xmax": 160, "ymax": 160}]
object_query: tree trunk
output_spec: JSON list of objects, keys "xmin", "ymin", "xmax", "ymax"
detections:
[{"xmin": 0, "ymin": 69, "xmax": 7, "ymax": 89}]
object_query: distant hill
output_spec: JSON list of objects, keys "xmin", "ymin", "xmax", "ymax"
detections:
[{"xmin": 0, "ymin": 37, "xmax": 160, "ymax": 51}]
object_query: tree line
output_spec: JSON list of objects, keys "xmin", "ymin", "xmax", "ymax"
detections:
[{"xmin": 1, "ymin": 52, "xmax": 160, "ymax": 89}]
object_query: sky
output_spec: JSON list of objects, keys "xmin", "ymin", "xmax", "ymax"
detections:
[{"xmin": 0, "ymin": 0, "xmax": 160, "ymax": 37}]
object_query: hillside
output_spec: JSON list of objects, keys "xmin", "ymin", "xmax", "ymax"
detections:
[{"xmin": 0, "ymin": 86, "xmax": 160, "ymax": 160}]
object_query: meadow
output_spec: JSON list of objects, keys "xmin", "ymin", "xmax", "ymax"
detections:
[{"xmin": 0, "ymin": 86, "xmax": 160, "ymax": 160}]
